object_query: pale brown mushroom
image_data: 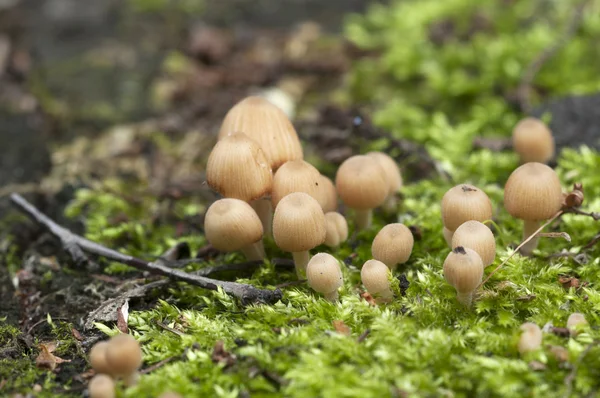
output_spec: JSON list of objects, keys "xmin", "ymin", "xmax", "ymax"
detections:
[
  {"xmin": 89, "ymin": 341, "xmax": 112, "ymax": 375},
  {"xmin": 451, "ymin": 220, "xmax": 496, "ymax": 266},
  {"xmin": 441, "ymin": 184, "xmax": 493, "ymax": 245},
  {"xmin": 324, "ymin": 212, "xmax": 349, "ymax": 248},
  {"xmin": 361, "ymin": 259, "xmax": 393, "ymax": 303},
  {"xmin": 319, "ymin": 175, "xmax": 338, "ymax": 213},
  {"xmin": 512, "ymin": 117, "xmax": 555, "ymax": 164},
  {"xmin": 88, "ymin": 374, "xmax": 115, "ymax": 398},
  {"xmin": 306, "ymin": 253, "xmax": 343, "ymax": 301},
  {"xmin": 443, "ymin": 246, "xmax": 484, "ymax": 307},
  {"xmin": 518, "ymin": 322, "xmax": 542, "ymax": 354},
  {"xmin": 371, "ymin": 223, "xmax": 414, "ymax": 270},
  {"xmin": 367, "ymin": 151, "xmax": 402, "ymax": 212},
  {"xmin": 105, "ymin": 334, "xmax": 143, "ymax": 386},
  {"xmin": 567, "ymin": 313, "xmax": 588, "ymax": 336},
  {"xmin": 271, "ymin": 160, "xmax": 322, "ymax": 208}
]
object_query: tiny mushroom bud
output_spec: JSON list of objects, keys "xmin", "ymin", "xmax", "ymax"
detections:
[
  {"xmin": 89, "ymin": 341, "xmax": 112, "ymax": 375},
  {"xmin": 271, "ymin": 160, "xmax": 322, "ymax": 209},
  {"xmin": 324, "ymin": 212, "xmax": 349, "ymax": 248},
  {"xmin": 504, "ymin": 162, "xmax": 563, "ymax": 255},
  {"xmin": 319, "ymin": 175, "xmax": 338, "ymax": 213},
  {"xmin": 361, "ymin": 259, "xmax": 393, "ymax": 303},
  {"xmin": 451, "ymin": 220, "xmax": 496, "ymax": 266},
  {"xmin": 567, "ymin": 313, "xmax": 588, "ymax": 336},
  {"xmin": 88, "ymin": 374, "xmax": 115, "ymax": 398},
  {"xmin": 273, "ymin": 192, "xmax": 326, "ymax": 277},
  {"xmin": 371, "ymin": 223, "xmax": 414, "ymax": 270},
  {"xmin": 204, "ymin": 198, "xmax": 265, "ymax": 261},
  {"xmin": 105, "ymin": 334, "xmax": 143, "ymax": 384},
  {"xmin": 367, "ymin": 151, "xmax": 402, "ymax": 212},
  {"xmin": 336, "ymin": 155, "xmax": 388, "ymax": 230},
  {"xmin": 441, "ymin": 184, "xmax": 493, "ymax": 245},
  {"xmin": 218, "ymin": 96, "xmax": 303, "ymax": 171},
  {"xmin": 443, "ymin": 246, "xmax": 484, "ymax": 307},
  {"xmin": 512, "ymin": 117, "xmax": 555, "ymax": 164},
  {"xmin": 159, "ymin": 393, "xmax": 183, "ymax": 398},
  {"xmin": 306, "ymin": 253, "xmax": 343, "ymax": 301},
  {"xmin": 518, "ymin": 322, "xmax": 543, "ymax": 354}
]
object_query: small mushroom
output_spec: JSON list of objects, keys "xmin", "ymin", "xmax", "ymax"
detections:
[
  {"xmin": 441, "ymin": 184, "xmax": 493, "ymax": 245},
  {"xmin": 361, "ymin": 259, "xmax": 393, "ymax": 303},
  {"xmin": 306, "ymin": 253, "xmax": 343, "ymax": 301},
  {"xmin": 366, "ymin": 151, "xmax": 402, "ymax": 212},
  {"xmin": 512, "ymin": 117, "xmax": 554, "ymax": 164},
  {"xmin": 89, "ymin": 341, "xmax": 112, "ymax": 375},
  {"xmin": 451, "ymin": 221, "xmax": 496, "ymax": 266},
  {"xmin": 443, "ymin": 246, "xmax": 484, "ymax": 307},
  {"xmin": 204, "ymin": 198, "xmax": 265, "ymax": 261},
  {"xmin": 518, "ymin": 322, "xmax": 542, "ymax": 354},
  {"xmin": 271, "ymin": 160, "xmax": 322, "ymax": 209},
  {"xmin": 319, "ymin": 175, "xmax": 338, "ymax": 213},
  {"xmin": 88, "ymin": 374, "xmax": 115, "ymax": 398},
  {"xmin": 105, "ymin": 334, "xmax": 143, "ymax": 386},
  {"xmin": 504, "ymin": 162, "xmax": 563, "ymax": 255},
  {"xmin": 336, "ymin": 155, "xmax": 388, "ymax": 230},
  {"xmin": 218, "ymin": 96, "xmax": 303, "ymax": 171},
  {"xmin": 158, "ymin": 393, "xmax": 183, "ymax": 398},
  {"xmin": 273, "ymin": 192, "xmax": 326, "ymax": 277},
  {"xmin": 324, "ymin": 212, "xmax": 349, "ymax": 248},
  {"xmin": 567, "ymin": 313, "xmax": 588, "ymax": 336},
  {"xmin": 371, "ymin": 223, "xmax": 414, "ymax": 270}
]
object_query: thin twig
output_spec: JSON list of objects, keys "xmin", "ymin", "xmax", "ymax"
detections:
[
  {"xmin": 140, "ymin": 357, "xmax": 176, "ymax": 374},
  {"xmin": 10, "ymin": 193, "xmax": 281, "ymax": 305},
  {"xmin": 518, "ymin": 1, "xmax": 589, "ymax": 113},
  {"xmin": 583, "ymin": 232, "xmax": 600, "ymax": 250},
  {"xmin": 155, "ymin": 321, "xmax": 186, "ymax": 337}
]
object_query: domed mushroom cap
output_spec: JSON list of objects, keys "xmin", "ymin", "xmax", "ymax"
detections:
[
  {"xmin": 324, "ymin": 212, "xmax": 348, "ymax": 247},
  {"xmin": 271, "ymin": 160, "xmax": 322, "ymax": 208},
  {"xmin": 512, "ymin": 117, "xmax": 554, "ymax": 163},
  {"xmin": 204, "ymin": 199, "xmax": 263, "ymax": 251},
  {"xmin": 371, "ymin": 223, "xmax": 414, "ymax": 269},
  {"xmin": 273, "ymin": 192, "xmax": 326, "ymax": 252},
  {"xmin": 567, "ymin": 313, "xmax": 588, "ymax": 333},
  {"xmin": 89, "ymin": 341, "xmax": 111, "ymax": 375},
  {"xmin": 105, "ymin": 334, "xmax": 143, "ymax": 376},
  {"xmin": 218, "ymin": 96, "xmax": 303, "ymax": 170},
  {"xmin": 441, "ymin": 184, "xmax": 493, "ymax": 231},
  {"xmin": 361, "ymin": 259, "xmax": 391, "ymax": 295},
  {"xmin": 206, "ymin": 132, "xmax": 273, "ymax": 202},
  {"xmin": 319, "ymin": 175, "xmax": 338, "ymax": 213},
  {"xmin": 443, "ymin": 247, "xmax": 483, "ymax": 294},
  {"xmin": 306, "ymin": 253, "xmax": 343, "ymax": 294},
  {"xmin": 451, "ymin": 221, "xmax": 496, "ymax": 266},
  {"xmin": 335, "ymin": 155, "xmax": 388, "ymax": 209},
  {"xmin": 518, "ymin": 322, "xmax": 542, "ymax": 354},
  {"xmin": 88, "ymin": 374, "xmax": 115, "ymax": 398},
  {"xmin": 367, "ymin": 151, "xmax": 402, "ymax": 197},
  {"xmin": 504, "ymin": 162, "xmax": 563, "ymax": 221}
]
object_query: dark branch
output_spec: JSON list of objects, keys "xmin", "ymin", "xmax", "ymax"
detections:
[{"xmin": 10, "ymin": 193, "xmax": 281, "ymax": 305}]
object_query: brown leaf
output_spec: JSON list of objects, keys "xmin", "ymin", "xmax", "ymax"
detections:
[
  {"xmin": 360, "ymin": 292, "xmax": 377, "ymax": 306},
  {"xmin": 559, "ymin": 276, "xmax": 580, "ymax": 289},
  {"xmin": 211, "ymin": 341, "xmax": 236, "ymax": 368},
  {"xmin": 71, "ymin": 328, "xmax": 84, "ymax": 341},
  {"xmin": 35, "ymin": 342, "xmax": 70, "ymax": 371},
  {"xmin": 332, "ymin": 320, "xmax": 351, "ymax": 336},
  {"xmin": 116, "ymin": 301, "xmax": 129, "ymax": 334}
]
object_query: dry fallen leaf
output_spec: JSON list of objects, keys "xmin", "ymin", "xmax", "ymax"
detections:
[
  {"xmin": 117, "ymin": 300, "xmax": 130, "ymax": 334},
  {"xmin": 332, "ymin": 320, "xmax": 351, "ymax": 336},
  {"xmin": 360, "ymin": 291, "xmax": 377, "ymax": 306},
  {"xmin": 36, "ymin": 342, "xmax": 70, "ymax": 371}
]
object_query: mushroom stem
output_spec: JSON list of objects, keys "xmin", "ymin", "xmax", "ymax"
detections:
[
  {"xmin": 443, "ymin": 227, "xmax": 454, "ymax": 247},
  {"xmin": 123, "ymin": 371, "xmax": 140, "ymax": 387},
  {"xmin": 324, "ymin": 290, "xmax": 339, "ymax": 302},
  {"xmin": 382, "ymin": 195, "xmax": 398, "ymax": 213},
  {"xmin": 521, "ymin": 220, "xmax": 540, "ymax": 256},
  {"xmin": 241, "ymin": 241, "xmax": 266, "ymax": 261},
  {"xmin": 292, "ymin": 251, "xmax": 310, "ymax": 278},
  {"xmin": 354, "ymin": 209, "xmax": 372, "ymax": 230},
  {"xmin": 251, "ymin": 198, "xmax": 273, "ymax": 237},
  {"xmin": 456, "ymin": 291, "xmax": 474, "ymax": 307},
  {"xmin": 376, "ymin": 288, "xmax": 394, "ymax": 304}
]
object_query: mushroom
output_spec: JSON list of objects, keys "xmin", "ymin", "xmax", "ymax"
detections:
[
  {"xmin": 271, "ymin": 160, "xmax": 322, "ymax": 209},
  {"xmin": 512, "ymin": 117, "xmax": 554, "ymax": 164},
  {"xmin": 204, "ymin": 198, "xmax": 265, "ymax": 261},
  {"xmin": 371, "ymin": 223, "xmax": 414, "ymax": 270},
  {"xmin": 367, "ymin": 151, "xmax": 402, "ymax": 212},
  {"xmin": 206, "ymin": 132, "xmax": 274, "ymax": 234},
  {"xmin": 504, "ymin": 162, "xmax": 563, "ymax": 255},
  {"xmin": 335, "ymin": 155, "xmax": 388, "ymax": 230},
  {"xmin": 361, "ymin": 259, "xmax": 393, "ymax": 303},
  {"xmin": 567, "ymin": 313, "xmax": 588, "ymax": 336},
  {"xmin": 105, "ymin": 334, "xmax": 143, "ymax": 386},
  {"xmin": 451, "ymin": 220, "xmax": 496, "ymax": 266},
  {"xmin": 324, "ymin": 212, "xmax": 349, "ymax": 248},
  {"xmin": 218, "ymin": 96, "xmax": 303, "ymax": 171},
  {"xmin": 273, "ymin": 192, "xmax": 326, "ymax": 277},
  {"xmin": 306, "ymin": 253, "xmax": 343, "ymax": 301},
  {"xmin": 88, "ymin": 374, "xmax": 115, "ymax": 398},
  {"xmin": 319, "ymin": 175, "xmax": 338, "ymax": 213},
  {"xmin": 89, "ymin": 341, "xmax": 112, "ymax": 375},
  {"xmin": 158, "ymin": 393, "xmax": 183, "ymax": 398},
  {"xmin": 441, "ymin": 184, "xmax": 493, "ymax": 245},
  {"xmin": 443, "ymin": 246, "xmax": 484, "ymax": 307},
  {"xmin": 518, "ymin": 322, "xmax": 542, "ymax": 354}
]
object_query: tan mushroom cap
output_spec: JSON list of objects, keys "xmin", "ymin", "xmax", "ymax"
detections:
[
  {"xmin": 88, "ymin": 374, "xmax": 115, "ymax": 398},
  {"xmin": 366, "ymin": 152, "xmax": 402, "ymax": 197},
  {"xmin": 324, "ymin": 212, "xmax": 349, "ymax": 247},
  {"xmin": 567, "ymin": 313, "xmax": 588, "ymax": 335},
  {"xmin": 89, "ymin": 341, "xmax": 112, "ymax": 375},
  {"xmin": 306, "ymin": 253, "xmax": 343, "ymax": 295},
  {"xmin": 443, "ymin": 246, "xmax": 483, "ymax": 294},
  {"xmin": 158, "ymin": 393, "xmax": 184, "ymax": 398},
  {"xmin": 218, "ymin": 96, "xmax": 303, "ymax": 170},
  {"xmin": 273, "ymin": 192, "xmax": 326, "ymax": 252},
  {"xmin": 512, "ymin": 117, "xmax": 555, "ymax": 163},
  {"xmin": 361, "ymin": 259, "xmax": 391, "ymax": 296},
  {"xmin": 371, "ymin": 223, "xmax": 414, "ymax": 269},
  {"xmin": 319, "ymin": 175, "xmax": 338, "ymax": 213},
  {"xmin": 271, "ymin": 160, "xmax": 322, "ymax": 208},
  {"xmin": 105, "ymin": 334, "xmax": 143, "ymax": 376},
  {"xmin": 451, "ymin": 220, "xmax": 496, "ymax": 266},
  {"xmin": 518, "ymin": 322, "xmax": 542, "ymax": 354},
  {"xmin": 206, "ymin": 132, "xmax": 273, "ymax": 202},
  {"xmin": 441, "ymin": 184, "xmax": 493, "ymax": 231},
  {"xmin": 504, "ymin": 162, "xmax": 563, "ymax": 221},
  {"xmin": 335, "ymin": 155, "xmax": 388, "ymax": 209},
  {"xmin": 204, "ymin": 199, "xmax": 263, "ymax": 251}
]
